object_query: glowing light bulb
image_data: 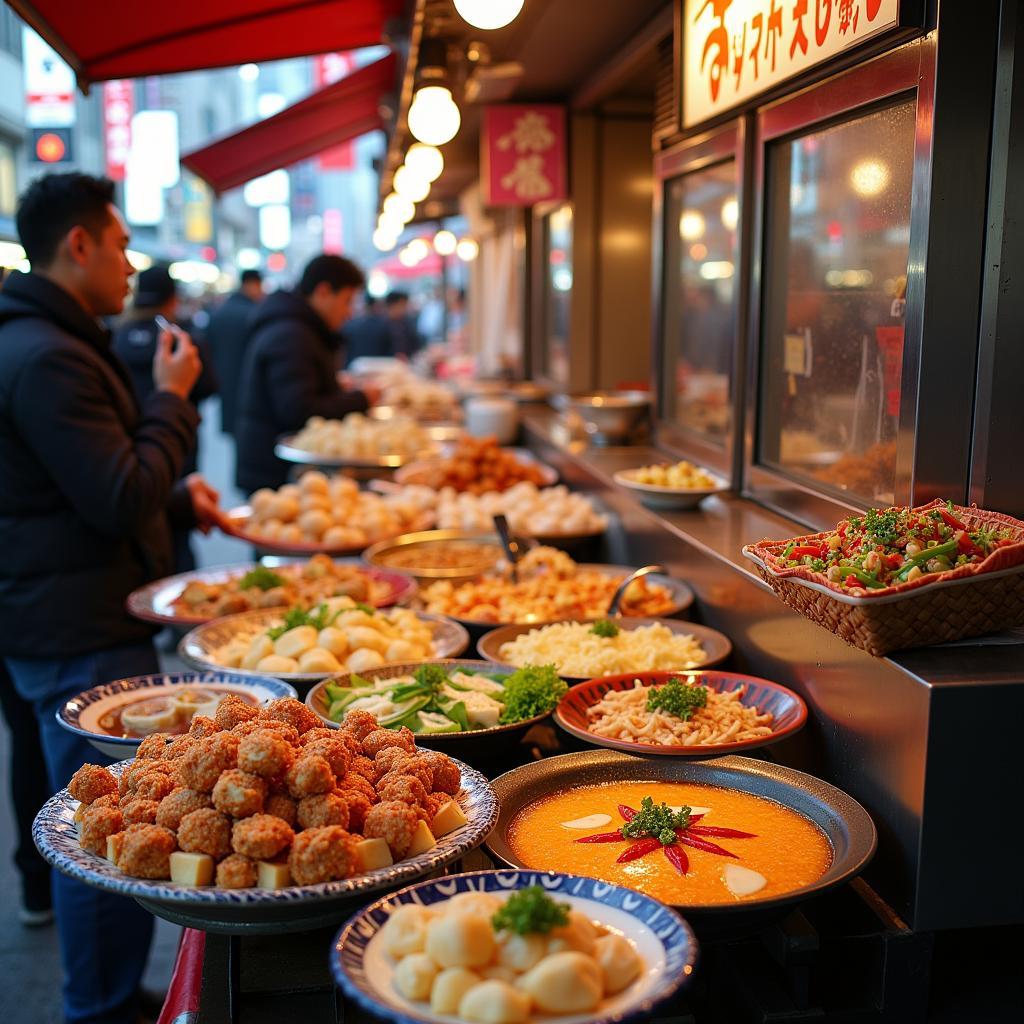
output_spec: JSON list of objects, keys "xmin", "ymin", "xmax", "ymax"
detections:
[
  {"xmin": 456, "ymin": 238, "xmax": 479, "ymax": 261},
  {"xmin": 407, "ymin": 85, "xmax": 461, "ymax": 146},
  {"xmin": 393, "ymin": 165, "xmax": 430, "ymax": 203},
  {"xmin": 398, "ymin": 247, "xmax": 420, "ymax": 267},
  {"xmin": 433, "ymin": 229, "xmax": 457, "ymax": 255},
  {"xmin": 405, "ymin": 143, "xmax": 444, "ymax": 182},
  {"xmin": 406, "ymin": 238, "xmax": 430, "ymax": 261},
  {"xmin": 372, "ymin": 229, "xmax": 397, "ymax": 252},
  {"xmin": 720, "ymin": 198, "xmax": 738, "ymax": 231},
  {"xmin": 850, "ymin": 158, "xmax": 889, "ymax": 197},
  {"xmin": 679, "ymin": 210, "xmax": 705, "ymax": 241},
  {"xmin": 382, "ymin": 192, "xmax": 415, "ymax": 223},
  {"xmin": 453, "ymin": 0, "xmax": 524, "ymax": 30}
]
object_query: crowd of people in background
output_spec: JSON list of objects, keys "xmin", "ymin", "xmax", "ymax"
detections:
[{"xmin": 0, "ymin": 170, "xmax": 466, "ymax": 1024}]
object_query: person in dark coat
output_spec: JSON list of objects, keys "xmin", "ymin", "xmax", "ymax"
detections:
[
  {"xmin": 207, "ymin": 268, "xmax": 263, "ymax": 435},
  {"xmin": 235, "ymin": 254, "xmax": 376, "ymax": 492},
  {"xmin": 342, "ymin": 292, "xmax": 393, "ymax": 367},
  {"xmin": 0, "ymin": 172, "xmax": 221, "ymax": 1024},
  {"xmin": 384, "ymin": 290, "xmax": 424, "ymax": 358}
]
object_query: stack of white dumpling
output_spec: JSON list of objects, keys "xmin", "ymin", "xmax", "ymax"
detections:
[
  {"xmin": 247, "ymin": 472, "xmax": 429, "ymax": 549},
  {"xmin": 214, "ymin": 600, "xmax": 434, "ymax": 675},
  {"xmin": 291, "ymin": 413, "xmax": 433, "ymax": 460},
  {"xmin": 378, "ymin": 891, "xmax": 643, "ymax": 1023}
]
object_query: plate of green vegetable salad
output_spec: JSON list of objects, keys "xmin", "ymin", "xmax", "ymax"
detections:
[{"xmin": 304, "ymin": 660, "xmax": 569, "ymax": 762}]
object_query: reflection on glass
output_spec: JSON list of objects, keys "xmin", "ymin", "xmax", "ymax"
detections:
[
  {"xmin": 543, "ymin": 204, "xmax": 573, "ymax": 386},
  {"xmin": 662, "ymin": 161, "xmax": 737, "ymax": 445},
  {"xmin": 758, "ymin": 100, "xmax": 916, "ymax": 505}
]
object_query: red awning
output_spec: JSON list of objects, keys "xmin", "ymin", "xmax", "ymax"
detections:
[
  {"xmin": 181, "ymin": 54, "xmax": 396, "ymax": 194},
  {"xmin": 8, "ymin": 0, "xmax": 404, "ymax": 88},
  {"xmin": 373, "ymin": 248, "xmax": 443, "ymax": 278}
]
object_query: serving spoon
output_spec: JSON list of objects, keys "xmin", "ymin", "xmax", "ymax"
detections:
[
  {"xmin": 606, "ymin": 564, "xmax": 666, "ymax": 616},
  {"xmin": 493, "ymin": 514, "xmax": 522, "ymax": 583}
]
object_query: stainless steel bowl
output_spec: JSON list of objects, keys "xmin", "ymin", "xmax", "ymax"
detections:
[{"xmin": 557, "ymin": 390, "xmax": 651, "ymax": 444}]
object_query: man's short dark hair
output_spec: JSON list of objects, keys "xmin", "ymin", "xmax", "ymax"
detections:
[
  {"xmin": 298, "ymin": 254, "xmax": 364, "ymax": 297},
  {"xmin": 16, "ymin": 172, "xmax": 116, "ymax": 268},
  {"xmin": 240, "ymin": 269, "xmax": 262, "ymax": 285},
  {"xmin": 384, "ymin": 290, "xmax": 410, "ymax": 307}
]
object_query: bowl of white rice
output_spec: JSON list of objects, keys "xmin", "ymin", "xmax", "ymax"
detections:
[{"xmin": 477, "ymin": 616, "xmax": 732, "ymax": 682}]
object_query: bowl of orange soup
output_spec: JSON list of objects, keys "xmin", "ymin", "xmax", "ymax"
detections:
[{"xmin": 486, "ymin": 751, "xmax": 875, "ymax": 931}]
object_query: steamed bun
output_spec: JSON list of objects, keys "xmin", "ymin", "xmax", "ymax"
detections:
[
  {"xmin": 518, "ymin": 950, "xmax": 603, "ymax": 1013},
  {"xmin": 458, "ymin": 980, "xmax": 530, "ymax": 1024},
  {"xmin": 593, "ymin": 932, "xmax": 642, "ymax": 994},
  {"xmin": 425, "ymin": 912, "xmax": 496, "ymax": 969}
]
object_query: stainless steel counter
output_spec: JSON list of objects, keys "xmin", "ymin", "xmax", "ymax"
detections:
[{"xmin": 523, "ymin": 408, "xmax": 1024, "ymax": 931}]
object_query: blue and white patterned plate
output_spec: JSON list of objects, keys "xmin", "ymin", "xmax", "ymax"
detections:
[
  {"xmin": 56, "ymin": 671, "xmax": 298, "ymax": 759},
  {"xmin": 332, "ymin": 869, "xmax": 699, "ymax": 1024},
  {"xmin": 33, "ymin": 757, "xmax": 497, "ymax": 920}
]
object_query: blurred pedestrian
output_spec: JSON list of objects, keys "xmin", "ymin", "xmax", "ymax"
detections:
[
  {"xmin": 208, "ymin": 268, "xmax": 264, "ymax": 435},
  {"xmin": 342, "ymin": 291, "xmax": 392, "ymax": 367},
  {"xmin": 0, "ymin": 171, "xmax": 222, "ymax": 1024},
  {"xmin": 384, "ymin": 289, "xmax": 424, "ymax": 358},
  {"xmin": 235, "ymin": 254, "xmax": 377, "ymax": 492}
]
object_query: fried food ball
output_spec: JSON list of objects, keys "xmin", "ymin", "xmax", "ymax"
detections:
[
  {"xmin": 373, "ymin": 747, "xmax": 411, "ymax": 780},
  {"xmin": 164, "ymin": 734, "xmax": 196, "ymax": 760},
  {"xmin": 392, "ymin": 754, "xmax": 434, "ymax": 791},
  {"xmin": 423, "ymin": 792, "xmax": 447, "ymax": 823},
  {"xmin": 252, "ymin": 719, "xmax": 301, "ymax": 746},
  {"xmin": 378, "ymin": 773, "xmax": 428, "ymax": 810},
  {"xmin": 230, "ymin": 719, "xmax": 267, "ymax": 739},
  {"xmin": 216, "ymin": 853, "xmax": 257, "ymax": 889},
  {"xmin": 215, "ymin": 694, "xmax": 260, "ymax": 731},
  {"xmin": 264, "ymin": 793, "xmax": 298, "ymax": 828},
  {"xmin": 135, "ymin": 734, "xmax": 167, "ymax": 760},
  {"xmin": 339, "ymin": 771, "xmax": 375, "ymax": 804},
  {"xmin": 300, "ymin": 736, "xmax": 351, "ymax": 778},
  {"xmin": 349, "ymin": 754, "xmax": 375, "ymax": 781},
  {"xmin": 237, "ymin": 730, "xmax": 296, "ymax": 779},
  {"xmin": 118, "ymin": 824, "xmax": 176, "ymax": 879},
  {"xmin": 297, "ymin": 792, "xmax": 350, "ymax": 830},
  {"xmin": 231, "ymin": 814, "xmax": 294, "ymax": 860},
  {"xmin": 133, "ymin": 772, "xmax": 175, "ymax": 803},
  {"xmin": 298, "ymin": 727, "xmax": 337, "ymax": 747},
  {"xmin": 189, "ymin": 715, "xmax": 221, "ymax": 739},
  {"xmin": 334, "ymin": 731, "xmax": 363, "ymax": 759},
  {"xmin": 178, "ymin": 733, "xmax": 240, "ymax": 792},
  {"xmin": 261, "ymin": 698, "xmax": 320, "ymax": 736},
  {"xmin": 362, "ymin": 727, "xmax": 415, "ymax": 758},
  {"xmin": 364, "ymin": 801, "xmax": 420, "ymax": 858},
  {"xmin": 178, "ymin": 808, "xmax": 232, "ymax": 860},
  {"xmin": 339, "ymin": 708, "xmax": 378, "ymax": 742},
  {"xmin": 79, "ymin": 805, "xmax": 124, "ymax": 856},
  {"xmin": 212, "ymin": 769, "xmax": 267, "ymax": 819},
  {"xmin": 421, "ymin": 751, "xmax": 461, "ymax": 796},
  {"xmin": 121, "ymin": 799, "xmax": 160, "ymax": 825},
  {"xmin": 92, "ymin": 792, "xmax": 119, "ymax": 811},
  {"xmin": 285, "ymin": 754, "xmax": 334, "ymax": 798},
  {"xmin": 339, "ymin": 789, "xmax": 372, "ymax": 832},
  {"xmin": 156, "ymin": 788, "xmax": 212, "ymax": 831},
  {"xmin": 69, "ymin": 764, "xmax": 117, "ymax": 804},
  {"xmin": 288, "ymin": 826, "xmax": 357, "ymax": 885}
]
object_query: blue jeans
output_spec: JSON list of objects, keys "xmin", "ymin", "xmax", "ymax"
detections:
[{"xmin": 6, "ymin": 642, "xmax": 159, "ymax": 1024}]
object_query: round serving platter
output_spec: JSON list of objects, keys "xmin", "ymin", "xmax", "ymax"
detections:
[
  {"xmin": 332, "ymin": 869, "xmax": 699, "ymax": 1024},
  {"xmin": 57, "ymin": 670, "xmax": 298, "ymax": 759},
  {"xmin": 484, "ymin": 750, "xmax": 876, "ymax": 935},
  {"xmin": 554, "ymin": 670, "xmax": 807, "ymax": 759},
  {"xmin": 477, "ymin": 616, "xmax": 732, "ymax": 684},
  {"xmin": 126, "ymin": 558, "xmax": 417, "ymax": 627},
  {"xmin": 33, "ymin": 756, "xmax": 497, "ymax": 935},
  {"xmin": 274, "ymin": 434, "xmax": 442, "ymax": 470}
]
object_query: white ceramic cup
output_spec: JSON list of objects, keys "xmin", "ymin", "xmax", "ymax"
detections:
[{"xmin": 464, "ymin": 396, "xmax": 519, "ymax": 444}]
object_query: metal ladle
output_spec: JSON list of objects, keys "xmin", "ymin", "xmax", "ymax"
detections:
[
  {"xmin": 493, "ymin": 514, "xmax": 522, "ymax": 583},
  {"xmin": 606, "ymin": 564, "xmax": 666, "ymax": 617}
]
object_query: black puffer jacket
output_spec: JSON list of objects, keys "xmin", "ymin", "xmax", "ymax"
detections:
[
  {"xmin": 234, "ymin": 290, "xmax": 369, "ymax": 492},
  {"xmin": 0, "ymin": 272, "xmax": 199, "ymax": 658}
]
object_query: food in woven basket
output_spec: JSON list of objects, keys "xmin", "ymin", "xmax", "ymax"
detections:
[
  {"xmin": 759, "ymin": 500, "xmax": 1024, "ymax": 594},
  {"xmin": 68, "ymin": 701, "xmax": 469, "ymax": 888},
  {"xmin": 290, "ymin": 413, "xmax": 435, "ymax": 461},
  {"xmin": 380, "ymin": 884, "xmax": 644, "ymax": 1017},
  {"xmin": 421, "ymin": 548, "xmax": 677, "ymax": 624},
  {"xmin": 508, "ymin": 785, "xmax": 831, "ymax": 904},
  {"xmin": 211, "ymin": 600, "xmax": 435, "ymax": 675},
  {"xmin": 243, "ymin": 472, "xmax": 430, "ymax": 549},
  {"xmin": 401, "ymin": 437, "xmax": 548, "ymax": 494},
  {"xmin": 171, "ymin": 556, "xmax": 394, "ymax": 619}
]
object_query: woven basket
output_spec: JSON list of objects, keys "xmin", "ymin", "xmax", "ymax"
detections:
[{"xmin": 743, "ymin": 501, "xmax": 1024, "ymax": 657}]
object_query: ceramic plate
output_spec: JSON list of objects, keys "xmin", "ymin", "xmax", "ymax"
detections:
[
  {"xmin": 56, "ymin": 671, "xmax": 297, "ymax": 759},
  {"xmin": 612, "ymin": 469, "xmax": 729, "ymax": 511},
  {"xmin": 274, "ymin": 435, "xmax": 441, "ymax": 469},
  {"xmin": 332, "ymin": 869, "xmax": 698, "ymax": 1024},
  {"xmin": 554, "ymin": 670, "xmax": 807, "ymax": 758}
]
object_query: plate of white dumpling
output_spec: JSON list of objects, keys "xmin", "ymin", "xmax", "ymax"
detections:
[
  {"xmin": 332, "ymin": 870, "xmax": 698, "ymax": 1024},
  {"xmin": 178, "ymin": 600, "xmax": 470, "ymax": 684}
]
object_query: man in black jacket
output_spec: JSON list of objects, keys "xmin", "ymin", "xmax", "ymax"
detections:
[
  {"xmin": 235, "ymin": 254, "xmax": 375, "ymax": 492},
  {"xmin": 0, "ymin": 172, "xmax": 220, "ymax": 1024},
  {"xmin": 208, "ymin": 267, "xmax": 263, "ymax": 435}
]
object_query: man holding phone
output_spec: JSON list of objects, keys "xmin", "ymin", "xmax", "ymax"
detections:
[{"xmin": 0, "ymin": 172, "xmax": 221, "ymax": 1024}]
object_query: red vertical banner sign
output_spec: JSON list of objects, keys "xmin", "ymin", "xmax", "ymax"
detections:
[
  {"xmin": 481, "ymin": 105, "xmax": 567, "ymax": 207},
  {"xmin": 314, "ymin": 53, "xmax": 355, "ymax": 170},
  {"xmin": 322, "ymin": 208, "xmax": 344, "ymax": 253},
  {"xmin": 103, "ymin": 80, "xmax": 134, "ymax": 180}
]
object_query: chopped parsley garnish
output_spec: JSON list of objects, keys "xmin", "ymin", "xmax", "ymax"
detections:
[
  {"xmin": 498, "ymin": 664, "xmax": 567, "ymax": 723},
  {"xmin": 589, "ymin": 619, "xmax": 620, "ymax": 638},
  {"xmin": 646, "ymin": 677, "xmax": 707, "ymax": 721},
  {"xmin": 239, "ymin": 566, "xmax": 285, "ymax": 591},
  {"xmin": 491, "ymin": 886, "xmax": 570, "ymax": 935},
  {"xmin": 621, "ymin": 796, "xmax": 691, "ymax": 846},
  {"xmin": 353, "ymin": 601, "xmax": 376, "ymax": 615},
  {"xmin": 413, "ymin": 663, "xmax": 450, "ymax": 694},
  {"xmin": 266, "ymin": 602, "xmax": 336, "ymax": 640},
  {"xmin": 861, "ymin": 507, "xmax": 901, "ymax": 545}
]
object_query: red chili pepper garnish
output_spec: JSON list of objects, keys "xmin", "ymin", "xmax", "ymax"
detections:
[
  {"xmin": 675, "ymin": 830, "xmax": 739, "ymax": 858},
  {"xmin": 939, "ymin": 509, "xmax": 968, "ymax": 532},
  {"xmin": 844, "ymin": 574, "xmax": 859, "ymax": 588},
  {"xmin": 790, "ymin": 544, "xmax": 824, "ymax": 559},
  {"xmin": 618, "ymin": 805, "xmax": 637, "ymax": 822},
  {"xmin": 884, "ymin": 553, "xmax": 903, "ymax": 570},
  {"xmin": 957, "ymin": 532, "xmax": 982, "ymax": 557},
  {"xmin": 574, "ymin": 831, "xmax": 627, "ymax": 844},
  {"xmin": 616, "ymin": 837, "xmax": 661, "ymax": 863},
  {"xmin": 663, "ymin": 844, "xmax": 688, "ymax": 876},
  {"xmin": 687, "ymin": 825, "xmax": 757, "ymax": 839},
  {"xmin": 688, "ymin": 813, "xmax": 704, "ymax": 824}
]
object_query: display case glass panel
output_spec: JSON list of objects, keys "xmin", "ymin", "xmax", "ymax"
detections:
[{"xmin": 541, "ymin": 203, "xmax": 573, "ymax": 387}]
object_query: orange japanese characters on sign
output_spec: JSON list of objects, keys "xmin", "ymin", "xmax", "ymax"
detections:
[
  {"xmin": 683, "ymin": 0, "xmax": 901, "ymax": 127},
  {"xmin": 481, "ymin": 105, "xmax": 567, "ymax": 207}
]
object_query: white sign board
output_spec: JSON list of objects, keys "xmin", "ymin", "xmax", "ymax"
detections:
[
  {"xmin": 22, "ymin": 27, "xmax": 75, "ymax": 127},
  {"xmin": 130, "ymin": 111, "xmax": 180, "ymax": 188},
  {"xmin": 682, "ymin": 0, "xmax": 901, "ymax": 128}
]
